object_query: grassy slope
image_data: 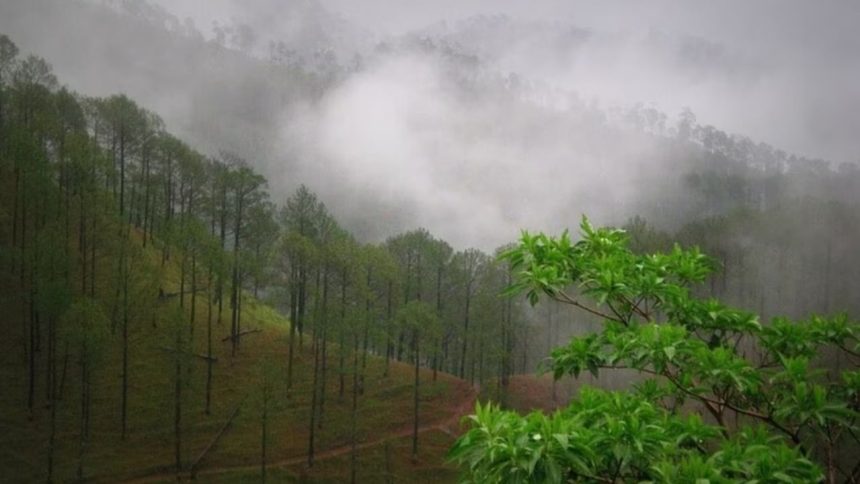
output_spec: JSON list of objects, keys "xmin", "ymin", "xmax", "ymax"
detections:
[{"xmin": 0, "ymin": 232, "xmax": 468, "ymax": 483}]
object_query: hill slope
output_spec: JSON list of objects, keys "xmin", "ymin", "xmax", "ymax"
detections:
[{"xmin": 0, "ymin": 229, "xmax": 472, "ymax": 483}]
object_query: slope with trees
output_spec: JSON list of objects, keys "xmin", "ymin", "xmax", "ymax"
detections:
[{"xmin": 0, "ymin": 33, "xmax": 527, "ymax": 482}]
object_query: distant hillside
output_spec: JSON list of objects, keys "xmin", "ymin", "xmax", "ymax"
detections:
[{"xmin": 3, "ymin": 0, "xmax": 857, "ymax": 250}]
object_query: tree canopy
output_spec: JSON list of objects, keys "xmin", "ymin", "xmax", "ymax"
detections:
[{"xmin": 450, "ymin": 217, "xmax": 859, "ymax": 483}]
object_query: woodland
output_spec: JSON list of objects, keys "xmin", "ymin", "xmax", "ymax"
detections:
[{"xmin": 1, "ymin": 2, "xmax": 859, "ymax": 483}]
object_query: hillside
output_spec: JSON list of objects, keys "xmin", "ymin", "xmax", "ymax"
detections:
[
  {"xmin": 0, "ymin": 29, "xmax": 510, "ymax": 482},
  {"xmin": 0, "ymin": 229, "xmax": 473, "ymax": 482}
]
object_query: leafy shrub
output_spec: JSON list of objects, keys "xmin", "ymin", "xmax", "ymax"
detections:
[{"xmin": 450, "ymin": 217, "xmax": 859, "ymax": 483}]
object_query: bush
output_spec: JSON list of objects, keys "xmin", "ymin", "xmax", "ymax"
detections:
[{"xmin": 449, "ymin": 217, "xmax": 859, "ymax": 483}]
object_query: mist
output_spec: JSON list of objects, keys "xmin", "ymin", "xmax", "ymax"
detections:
[
  {"xmin": 321, "ymin": 0, "xmax": 860, "ymax": 163},
  {"xmin": 1, "ymin": 0, "xmax": 858, "ymax": 250},
  {"xmin": 279, "ymin": 45, "xmax": 670, "ymax": 248}
]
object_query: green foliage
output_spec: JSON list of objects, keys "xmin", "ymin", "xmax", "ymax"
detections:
[
  {"xmin": 451, "ymin": 217, "xmax": 859, "ymax": 482},
  {"xmin": 395, "ymin": 300, "xmax": 441, "ymax": 338}
]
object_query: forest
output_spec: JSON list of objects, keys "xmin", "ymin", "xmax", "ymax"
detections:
[{"xmin": 1, "ymin": 1, "xmax": 859, "ymax": 483}]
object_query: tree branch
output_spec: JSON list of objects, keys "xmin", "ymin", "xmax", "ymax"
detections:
[
  {"xmin": 552, "ymin": 290, "xmax": 622, "ymax": 324},
  {"xmin": 220, "ymin": 328, "xmax": 261, "ymax": 342},
  {"xmin": 620, "ymin": 294, "xmax": 650, "ymax": 321},
  {"xmin": 597, "ymin": 364, "xmax": 800, "ymax": 443},
  {"xmin": 837, "ymin": 343, "xmax": 860, "ymax": 360}
]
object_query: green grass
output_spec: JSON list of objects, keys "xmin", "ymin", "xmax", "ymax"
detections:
[{"xmin": 184, "ymin": 430, "xmax": 461, "ymax": 484}]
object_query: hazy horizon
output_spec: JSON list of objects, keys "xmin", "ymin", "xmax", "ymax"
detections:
[{"xmin": 1, "ymin": 0, "xmax": 858, "ymax": 249}]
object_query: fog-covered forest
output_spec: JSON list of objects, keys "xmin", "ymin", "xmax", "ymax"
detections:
[{"xmin": 1, "ymin": 1, "xmax": 858, "ymax": 482}]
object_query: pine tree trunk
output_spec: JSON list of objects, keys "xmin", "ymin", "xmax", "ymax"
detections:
[
  {"xmin": 230, "ymin": 185, "xmax": 244, "ymax": 356},
  {"xmin": 121, "ymin": 264, "xmax": 129, "ymax": 440},
  {"xmin": 360, "ymin": 274, "xmax": 371, "ymax": 394},
  {"xmin": 190, "ymin": 253, "xmax": 197, "ymax": 337},
  {"xmin": 412, "ymin": 330, "xmax": 420, "ymax": 460},
  {"xmin": 350, "ymin": 330, "xmax": 359, "ymax": 484},
  {"xmin": 119, "ymin": 128, "xmax": 125, "ymax": 217},
  {"xmin": 89, "ymin": 214, "xmax": 96, "ymax": 297},
  {"xmin": 47, "ymin": 315, "xmax": 57, "ymax": 483},
  {"xmin": 478, "ymin": 332, "xmax": 484, "ymax": 386},
  {"xmin": 180, "ymin": 251, "xmax": 186, "ymax": 309},
  {"xmin": 298, "ymin": 266, "xmax": 306, "ymax": 348},
  {"xmin": 28, "ymin": 293, "xmax": 36, "ymax": 419},
  {"xmin": 261, "ymin": 404, "xmax": 267, "ymax": 483},
  {"xmin": 174, "ymin": 331, "xmax": 182, "ymax": 474},
  {"xmin": 77, "ymin": 359, "xmax": 87, "ymax": 481},
  {"xmin": 318, "ymin": 267, "xmax": 329, "ymax": 430},
  {"xmin": 307, "ymin": 332, "xmax": 319, "ymax": 468},
  {"xmin": 338, "ymin": 272, "xmax": 347, "ymax": 400},
  {"xmin": 79, "ymin": 191, "xmax": 87, "ymax": 293},
  {"xmin": 460, "ymin": 289, "xmax": 471, "ymax": 379},
  {"xmin": 58, "ymin": 342, "xmax": 69, "ymax": 400},
  {"xmin": 384, "ymin": 281, "xmax": 392, "ymax": 377},
  {"xmin": 287, "ymin": 277, "xmax": 297, "ymax": 390},
  {"xmin": 237, "ymin": 287, "xmax": 243, "ymax": 351},
  {"xmin": 142, "ymin": 146, "xmax": 150, "ymax": 247},
  {"xmin": 206, "ymin": 266, "xmax": 213, "ymax": 415}
]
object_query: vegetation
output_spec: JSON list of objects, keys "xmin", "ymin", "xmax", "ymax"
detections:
[
  {"xmin": 450, "ymin": 218, "xmax": 859, "ymax": 483},
  {"xmin": 3, "ymin": 4, "xmax": 860, "ymax": 480},
  {"xmin": 0, "ymin": 33, "xmax": 520, "ymax": 482}
]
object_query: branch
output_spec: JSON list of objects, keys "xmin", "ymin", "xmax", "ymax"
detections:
[
  {"xmin": 220, "ymin": 328, "xmax": 261, "ymax": 342},
  {"xmin": 569, "ymin": 471, "xmax": 614, "ymax": 483},
  {"xmin": 620, "ymin": 294, "xmax": 650, "ymax": 321},
  {"xmin": 605, "ymin": 300, "xmax": 631, "ymax": 326},
  {"xmin": 552, "ymin": 290, "xmax": 622, "ymax": 323},
  {"xmin": 837, "ymin": 343, "xmax": 860, "ymax": 360},
  {"xmin": 158, "ymin": 286, "xmax": 209, "ymax": 301},
  {"xmin": 597, "ymin": 364, "xmax": 800, "ymax": 443},
  {"xmin": 190, "ymin": 396, "xmax": 245, "ymax": 478},
  {"xmin": 631, "ymin": 295, "xmax": 651, "ymax": 320}
]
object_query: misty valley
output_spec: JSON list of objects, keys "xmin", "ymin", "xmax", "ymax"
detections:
[{"xmin": 1, "ymin": 1, "xmax": 859, "ymax": 483}]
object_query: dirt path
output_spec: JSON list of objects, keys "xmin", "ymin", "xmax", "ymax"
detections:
[{"xmin": 121, "ymin": 384, "xmax": 478, "ymax": 483}]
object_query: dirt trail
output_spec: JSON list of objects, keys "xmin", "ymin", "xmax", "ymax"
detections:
[{"xmin": 120, "ymin": 384, "xmax": 478, "ymax": 483}]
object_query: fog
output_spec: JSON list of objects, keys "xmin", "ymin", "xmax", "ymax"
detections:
[
  {"xmin": 1, "ymin": 0, "xmax": 858, "ymax": 249},
  {"xmin": 160, "ymin": 0, "xmax": 860, "ymax": 160},
  {"xmin": 279, "ymin": 46, "xmax": 670, "ymax": 247},
  {"xmin": 331, "ymin": 0, "xmax": 860, "ymax": 162}
]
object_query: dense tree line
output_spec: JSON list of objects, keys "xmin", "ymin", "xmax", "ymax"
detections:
[{"xmin": 274, "ymin": 186, "xmax": 534, "ymax": 465}]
